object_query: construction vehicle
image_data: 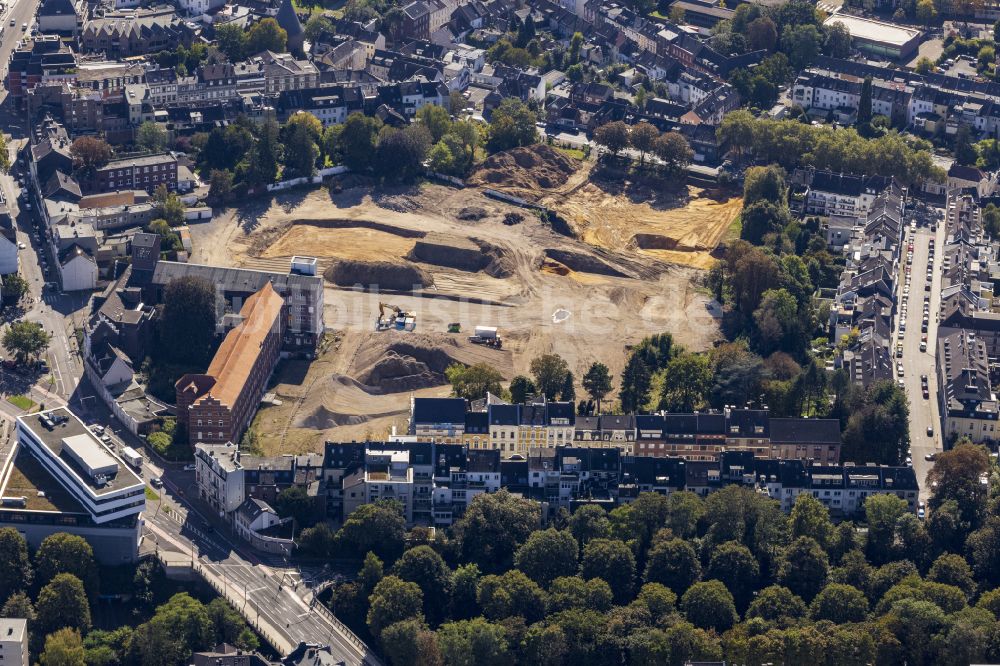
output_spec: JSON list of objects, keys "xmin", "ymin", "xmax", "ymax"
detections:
[
  {"xmin": 468, "ymin": 325, "xmax": 502, "ymax": 349},
  {"xmin": 448, "ymin": 323, "xmax": 461, "ymax": 333},
  {"xmin": 376, "ymin": 302, "xmax": 416, "ymax": 332}
]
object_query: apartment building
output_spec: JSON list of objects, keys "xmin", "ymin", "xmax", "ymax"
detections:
[
  {"xmin": 195, "ymin": 441, "xmax": 245, "ymax": 515},
  {"xmin": 937, "ymin": 328, "xmax": 999, "ymax": 445},
  {"xmin": 176, "ymin": 282, "xmax": 286, "ymax": 446},
  {"xmin": 91, "ymin": 153, "xmax": 178, "ymax": 194}
]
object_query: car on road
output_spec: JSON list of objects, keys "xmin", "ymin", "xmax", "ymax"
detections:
[
  {"xmin": 150, "ymin": 477, "xmax": 163, "ymax": 488},
  {"xmin": 17, "ymin": 242, "xmax": 24, "ymax": 249},
  {"xmin": 183, "ymin": 463, "xmax": 196, "ymax": 471},
  {"xmin": 927, "ymin": 426, "xmax": 934, "ymax": 437},
  {"xmin": 925, "ymin": 452, "xmax": 936, "ymax": 462},
  {"xmin": 90, "ymin": 424, "xmax": 104, "ymax": 435},
  {"xmin": 918, "ymin": 508, "xmax": 926, "ymax": 519},
  {"xmin": 9, "ymin": 19, "xmax": 14, "ymax": 26},
  {"xmin": 920, "ymin": 341, "xmax": 927, "ymax": 352}
]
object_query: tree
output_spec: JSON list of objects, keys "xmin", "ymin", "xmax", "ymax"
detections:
[
  {"xmin": 581, "ymin": 538, "xmax": 635, "ymax": 603},
  {"xmin": 40, "ymin": 627, "xmax": 85, "ymax": 666},
  {"xmin": 781, "ymin": 24, "xmax": 822, "ymax": 69},
  {"xmin": 486, "ymin": 99, "xmax": 537, "ymax": 153},
  {"xmin": 214, "ymin": 22, "xmax": 247, "ymax": 60},
  {"xmin": 246, "ymin": 18, "xmax": 287, "ymax": 54},
  {"xmin": 824, "ymin": 20, "xmax": 852, "ymax": 58},
  {"xmin": 842, "ymin": 380, "xmax": 910, "ymax": 465},
  {"xmin": 446, "ymin": 363, "xmax": 504, "ymax": 401},
  {"xmin": 436, "ymin": 618, "xmax": 509, "ymax": 666},
  {"xmin": 513, "ymin": 529, "xmax": 578, "ymax": 588},
  {"xmin": 680, "ymin": 580, "xmax": 738, "ymax": 632},
  {"xmin": 747, "ymin": 16, "xmax": 778, "ymax": 51},
  {"xmin": 358, "ymin": 552, "xmax": 384, "ymax": 595},
  {"xmin": 454, "ymin": 490, "xmax": 539, "ymax": 572},
  {"xmin": 743, "ymin": 164, "xmax": 787, "ymax": 205},
  {"xmin": 594, "ymin": 121, "xmax": 631, "ymax": 158},
  {"xmin": 160, "ymin": 275, "xmax": 216, "ymax": 366},
  {"xmin": 916, "ymin": 0, "xmax": 937, "ymax": 24},
  {"xmin": 275, "ymin": 486, "xmax": 314, "ymax": 527},
  {"xmin": 303, "ymin": 11, "xmax": 334, "ymax": 42},
  {"xmin": 281, "ymin": 113, "xmax": 322, "ymax": 178},
  {"xmin": 137, "ymin": 121, "xmax": 167, "ymax": 152},
  {"xmin": 36, "ymin": 574, "xmax": 90, "ymax": 638},
  {"xmin": 706, "ymin": 541, "xmax": 759, "ymax": 612},
  {"xmin": 35, "ymin": 533, "xmax": 98, "ymax": 599},
  {"xmin": 382, "ymin": 620, "xmax": 442, "ymax": 666},
  {"xmin": 529, "ymin": 354, "xmax": 570, "ymax": 401},
  {"xmin": 915, "ymin": 56, "xmax": 935, "ymax": 74},
  {"xmin": 560, "ymin": 371, "xmax": 576, "ymax": 402},
  {"xmin": 0, "ymin": 528, "xmax": 31, "ymax": 602},
  {"xmin": 70, "ymin": 137, "xmax": 111, "ymax": 176},
  {"xmin": 207, "ymin": 169, "xmax": 234, "ymax": 206},
  {"xmin": 630, "ymin": 123, "xmax": 659, "ymax": 167},
  {"xmin": 865, "ymin": 493, "xmax": 909, "ymax": 565},
  {"xmin": 1, "ymin": 273, "xmax": 28, "ymax": 306},
  {"xmin": 152, "ymin": 184, "xmax": 185, "ymax": 227},
  {"xmin": 619, "ymin": 353, "xmax": 651, "ymax": 413},
  {"xmin": 568, "ymin": 32, "xmax": 584, "ymax": 64},
  {"xmin": 967, "ymin": 517, "xmax": 1000, "ymax": 588},
  {"xmin": 652, "ymin": 132, "xmax": 693, "ymax": 174},
  {"xmin": 547, "ymin": 576, "xmax": 611, "ymax": 613},
  {"xmin": 789, "ymin": 494, "xmax": 833, "ymax": 548},
  {"xmin": 644, "ymin": 538, "xmax": 700, "ymax": 595},
  {"xmin": 3, "ymin": 320, "xmax": 51, "ymax": 364},
  {"xmin": 417, "ymin": 105, "xmax": 452, "ymax": 143},
  {"xmin": 858, "ymin": 76, "xmax": 873, "ymax": 126},
  {"xmin": 508, "ymin": 375, "xmax": 536, "ymax": 404},
  {"xmin": 476, "ymin": 570, "xmax": 546, "ymax": 623},
  {"xmin": 927, "ymin": 553, "xmax": 976, "ymax": 599},
  {"xmin": 248, "ymin": 118, "xmax": 281, "ymax": 186},
  {"xmin": 810, "ymin": 583, "xmax": 868, "ymax": 623},
  {"xmin": 450, "ymin": 563, "xmax": 481, "ymax": 620},
  {"xmin": 375, "ymin": 125, "xmax": 431, "ymax": 183},
  {"xmin": 777, "ymin": 536, "xmax": 828, "ymax": 602},
  {"xmin": 339, "ymin": 113, "xmax": 382, "ymax": 172},
  {"xmin": 746, "ymin": 585, "xmax": 807, "ymax": 625},
  {"xmin": 0, "ymin": 134, "xmax": 9, "ymax": 174},
  {"xmin": 392, "ymin": 546, "xmax": 452, "ymax": 623},
  {"xmin": 2, "ymin": 592, "xmax": 34, "ymax": 632},
  {"xmin": 658, "ymin": 352, "xmax": 711, "ymax": 412},
  {"xmin": 582, "ymin": 363, "xmax": 613, "ymax": 413},
  {"xmin": 568, "ymin": 504, "xmax": 611, "ymax": 547},
  {"xmin": 367, "ymin": 576, "xmax": 424, "ymax": 639},
  {"xmin": 338, "ymin": 500, "xmax": 406, "ymax": 561},
  {"xmin": 927, "ymin": 442, "xmax": 991, "ymax": 527},
  {"xmin": 131, "ymin": 593, "xmax": 212, "ymax": 666}
]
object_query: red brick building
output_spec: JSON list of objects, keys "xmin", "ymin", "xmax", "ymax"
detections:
[
  {"xmin": 91, "ymin": 153, "xmax": 178, "ymax": 194},
  {"xmin": 176, "ymin": 282, "xmax": 286, "ymax": 445}
]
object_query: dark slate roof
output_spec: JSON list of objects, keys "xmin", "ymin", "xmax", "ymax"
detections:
[
  {"xmin": 411, "ymin": 397, "xmax": 466, "ymax": 425},
  {"xmin": 488, "ymin": 403, "xmax": 520, "ymax": 426},
  {"xmin": 769, "ymin": 418, "xmax": 841, "ymax": 444},
  {"xmin": 464, "ymin": 411, "xmax": 488, "ymax": 433}
]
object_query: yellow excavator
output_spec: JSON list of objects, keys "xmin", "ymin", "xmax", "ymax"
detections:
[{"xmin": 376, "ymin": 302, "xmax": 416, "ymax": 331}]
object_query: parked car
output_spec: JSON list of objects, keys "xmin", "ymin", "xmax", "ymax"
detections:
[{"xmin": 150, "ymin": 477, "xmax": 163, "ymax": 488}]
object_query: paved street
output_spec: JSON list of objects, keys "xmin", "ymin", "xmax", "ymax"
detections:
[
  {"xmin": 0, "ymin": 0, "xmax": 84, "ymax": 403},
  {"xmin": 895, "ymin": 213, "xmax": 945, "ymax": 504}
]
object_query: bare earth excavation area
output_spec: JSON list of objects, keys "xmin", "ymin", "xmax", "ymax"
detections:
[{"xmin": 188, "ymin": 146, "xmax": 734, "ymax": 453}]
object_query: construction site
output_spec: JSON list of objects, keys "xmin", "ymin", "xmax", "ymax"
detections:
[{"xmin": 188, "ymin": 146, "xmax": 734, "ymax": 454}]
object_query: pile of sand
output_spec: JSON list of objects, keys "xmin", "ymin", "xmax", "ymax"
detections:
[
  {"xmin": 468, "ymin": 144, "xmax": 579, "ymax": 191},
  {"xmin": 325, "ymin": 259, "xmax": 433, "ymax": 291},
  {"xmin": 355, "ymin": 341, "xmax": 459, "ymax": 393}
]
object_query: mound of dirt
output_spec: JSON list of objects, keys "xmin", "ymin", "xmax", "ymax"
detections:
[
  {"xmin": 457, "ymin": 207, "xmax": 489, "ymax": 220},
  {"xmin": 356, "ymin": 342, "xmax": 458, "ymax": 393},
  {"xmin": 468, "ymin": 145, "xmax": 579, "ymax": 192},
  {"xmin": 543, "ymin": 249, "xmax": 629, "ymax": 278},
  {"xmin": 299, "ymin": 406, "xmax": 370, "ymax": 429},
  {"xmin": 325, "ymin": 259, "xmax": 433, "ymax": 291},
  {"xmin": 631, "ymin": 233, "xmax": 679, "ymax": 250}
]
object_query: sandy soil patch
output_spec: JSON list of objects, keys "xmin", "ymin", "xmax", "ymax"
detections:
[{"xmin": 261, "ymin": 225, "xmax": 416, "ymax": 262}]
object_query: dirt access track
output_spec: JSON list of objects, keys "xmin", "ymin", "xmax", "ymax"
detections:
[{"xmin": 189, "ymin": 148, "xmax": 726, "ymax": 452}]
